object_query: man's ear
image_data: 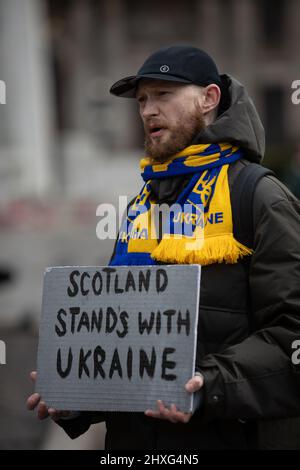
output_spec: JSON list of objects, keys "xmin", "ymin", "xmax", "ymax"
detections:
[{"xmin": 202, "ymin": 84, "xmax": 221, "ymax": 116}]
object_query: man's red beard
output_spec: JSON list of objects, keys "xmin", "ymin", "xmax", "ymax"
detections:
[{"xmin": 144, "ymin": 112, "xmax": 206, "ymax": 164}]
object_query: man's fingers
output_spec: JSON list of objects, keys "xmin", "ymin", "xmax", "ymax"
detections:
[
  {"xmin": 157, "ymin": 400, "xmax": 165, "ymax": 414},
  {"xmin": 157, "ymin": 400, "xmax": 175, "ymax": 423},
  {"xmin": 48, "ymin": 408, "xmax": 71, "ymax": 421},
  {"xmin": 168, "ymin": 404, "xmax": 179, "ymax": 423},
  {"xmin": 145, "ymin": 400, "xmax": 166, "ymax": 419},
  {"xmin": 145, "ymin": 400, "xmax": 175, "ymax": 422},
  {"xmin": 30, "ymin": 371, "xmax": 37, "ymax": 383},
  {"xmin": 48, "ymin": 408, "xmax": 62, "ymax": 421},
  {"xmin": 157, "ymin": 400, "xmax": 177, "ymax": 422},
  {"xmin": 170, "ymin": 404, "xmax": 191, "ymax": 423},
  {"xmin": 145, "ymin": 401, "xmax": 191, "ymax": 424},
  {"xmin": 185, "ymin": 375, "xmax": 204, "ymax": 393},
  {"xmin": 145, "ymin": 409, "xmax": 161, "ymax": 418},
  {"xmin": 28, "ymin": 372, "xmax": 55, "ymax": 421},
  {"xmin": 26, "ymin": 393, "xmax": 41, "ymax": 410},
  {"xmin": 37, "ymin": 401, "xmax": 49, "ymax": 420}
]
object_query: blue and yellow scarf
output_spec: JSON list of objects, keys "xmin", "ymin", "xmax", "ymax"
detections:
[{"xmin": 110, "ymin": 143, "xmax": 253, "ymax": 266}]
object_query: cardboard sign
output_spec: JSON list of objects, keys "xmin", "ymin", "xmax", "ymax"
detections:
[{"xmin": 36, "ymin": 265, "xmax": 201, "ymax": 412}]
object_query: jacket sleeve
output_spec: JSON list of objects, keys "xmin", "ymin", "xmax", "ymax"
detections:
[
  {"xmin": 198, "ymin": 176, "xmax": 300, "ymax": 421},
  {"xmin": 56, "ymin": 412, "xmax": 106, "ymax": 440}
]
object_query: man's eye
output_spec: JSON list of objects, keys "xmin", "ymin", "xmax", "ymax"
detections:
[{"xmin": 158, "ymin": 91, "xmax": 169, "ymax": 96}]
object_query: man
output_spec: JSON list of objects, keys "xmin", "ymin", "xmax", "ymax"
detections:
[{"xmin": 28, "ymin": 45, "xmax": 300, "ymax": 449}]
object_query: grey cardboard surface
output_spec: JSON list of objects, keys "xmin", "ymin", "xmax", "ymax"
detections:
[{"xmin": 36, "ymin": 265, "xmax": 201, "ymax": 412}]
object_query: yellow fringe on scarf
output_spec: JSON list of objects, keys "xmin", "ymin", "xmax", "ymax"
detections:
[{"xmin": 151, "ymin": 233, "xmax": 253, "ymax": 266}]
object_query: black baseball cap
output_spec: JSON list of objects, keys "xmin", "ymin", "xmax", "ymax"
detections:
[{"xmin": 110, "ymin": 45, "xmax": 222, "ymax": 98}]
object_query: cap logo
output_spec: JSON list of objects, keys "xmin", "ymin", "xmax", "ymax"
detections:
[{"xmin": 160, "ymin": 65, "xmax": 169, "ymax": 73}]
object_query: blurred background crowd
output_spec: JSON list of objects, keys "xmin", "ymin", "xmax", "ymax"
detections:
[{"xmin": 0, "ymin": 0, "xmax": 300, "ymax": 450}]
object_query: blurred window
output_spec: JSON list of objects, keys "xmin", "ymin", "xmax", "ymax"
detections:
[
  {"xmin": 219, "ymin": 0, "xmax": 234, "ymax": 55},
  {"xmin": 259, "ymin": 0, "xmax": 286, "ymax": 49},
  {"xmin": 262, "ymin": 86, "xmax": 285, "ymax": 145},
  {"xmin": 125, "ymin": 0, "xmax": 198, "ymax": 44}
]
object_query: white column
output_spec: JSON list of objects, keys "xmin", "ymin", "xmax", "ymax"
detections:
[
  {"xmin": 231, "ymin": 0, "xmax": 257, "ymax": 96},
  {"xmin": 0, "ymin": 0, "xmax": 55, "ymax": 199},
  {"xmin": 102, "ymin": 0, "xmax": 135, "ymax": 150}
]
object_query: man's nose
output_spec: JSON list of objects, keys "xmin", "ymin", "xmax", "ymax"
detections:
[{"xmin": 141, "ymin": 99, "xmax": 159, "ymax": 119}]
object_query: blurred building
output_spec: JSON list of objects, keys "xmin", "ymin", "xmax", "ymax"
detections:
[
  {"xmin": 46, "ymin": 0, "xmax": 300, "ymax": 144},
  {"xmin": 45, "ymin": 0, "xmax": 300, "ymax": 178},
  {"xmin": 0, "ymin": 0, "xmax": 299, "ymax": 201}
]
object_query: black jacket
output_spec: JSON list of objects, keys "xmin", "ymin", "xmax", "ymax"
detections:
[{"xmin": 58, "ymin": 76, "xmax": 300, "ymax": 450}]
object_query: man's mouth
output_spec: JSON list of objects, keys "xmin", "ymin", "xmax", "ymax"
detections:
[{"xmin": 149, "ymin": 127, "xmax": 166, "ymax": 138}]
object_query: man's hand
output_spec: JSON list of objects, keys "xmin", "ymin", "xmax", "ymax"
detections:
[
  {"xmin": 144, "ymin": 373, "xmax": 204, "ymax": 424},
  {"xmin": 26, "ymin": 371, "xmax": 71, "ymax": 421}
]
